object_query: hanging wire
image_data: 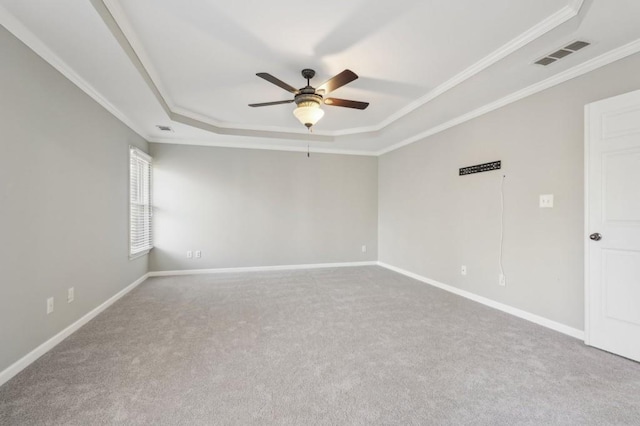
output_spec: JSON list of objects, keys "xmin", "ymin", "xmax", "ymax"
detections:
[{"xmin": 499, "ymin": 174, "xmax": 506, "ymax": 279}]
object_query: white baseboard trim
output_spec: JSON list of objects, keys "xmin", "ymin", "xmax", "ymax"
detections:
[
  {"xmin": 377, "ymin": 262, "xmax": 585, "ymax": 340},
  {"xmin": 0, "ymin": 273, "xmax": 150, "ymax": 388},
  {"xmin": 148, "ymin": 261, "xmax": 378, "ymax": 277},
  {"xmin": 1, "ymin": 262, "xmax": 584, "ymax": 388}
]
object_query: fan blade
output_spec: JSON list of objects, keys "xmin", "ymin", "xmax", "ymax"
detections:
[
  {"xmin": 317, "ymin": 69, "xmax": 358, "ymax": 93},
  {"xmin": 324, "ymin": 98, "xmax": 369, "ymax": 110},
  {"xmin": 256, "ymin": 73, "xmax": 298, "ymax": 93},
  {"xmin": 249, "ymin": 99, "xmax": 295, "ymax": 107}
]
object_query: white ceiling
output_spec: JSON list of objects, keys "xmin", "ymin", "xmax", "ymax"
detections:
[{"xmin": 2, "ymin": 0, "xmax": 640, "ymax": 154}]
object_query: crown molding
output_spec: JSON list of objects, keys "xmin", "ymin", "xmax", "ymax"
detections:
[
  {"xmin": 95, "ymin": 0, "xmax": 583, "ymax": 138},
  {"xmin": 93, "ymin": 0, "xmax": 331, "ymax": 142},
  {"xmin": 148, "ymin": 137, "xmax": 378, "ymax": 157},
  {"xmin": 376, "ymin": 37, "xmax": 640, "ymax": 156},
  {"xmin": 350, "ymin": 0, "xmax": 585, "ymax": 136},
  {"xmin": 0, "ymin": 4, "xmax": 151, "ymax": 141},
  {"xmin": 169, "ymin": 105, "xmax": 334, "ymax": 140},
  {"xmin": 100, "ymin": 0, "xmax": 174, "ymax": 111},
  {"xmin": 155, "ymin": 38, "xmax": 640, "ymax": 157},
  {"xmin": 9, "ymin": 0, "xmax": 638, "ymax": 160}
]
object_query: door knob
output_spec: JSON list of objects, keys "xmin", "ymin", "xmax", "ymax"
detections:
[{"xmin": 589, "ymin": 233, "xmax": 602, "ymax": 241}]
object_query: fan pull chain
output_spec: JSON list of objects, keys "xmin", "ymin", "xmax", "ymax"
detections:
[{"xmin": 307, "ymin": 142, "xmax": 310, "ymax": 158}]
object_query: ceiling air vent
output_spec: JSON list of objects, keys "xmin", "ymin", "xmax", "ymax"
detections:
[
  {"xmin": 156, "ymin": 125, "xmax": 173, "ymax": 132},
  {"xmin": 534, "ymin": 40, "xmax": 591, "ymax": 66},
  {"xmin": 549, "ymin": 49, "xmax": 572, "ymax": 59},
  {"xmin": 535, "ymin": 57, "xmax": 557, "ymax": 66},
  {"xmin": 565, "ymin": 40, "xmax": 590, "ymax": 51}
]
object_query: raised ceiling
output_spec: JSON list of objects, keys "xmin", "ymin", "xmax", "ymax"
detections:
[{"xmin": 2, "ymin": 0, "xmax": 640, "ymax": 154}]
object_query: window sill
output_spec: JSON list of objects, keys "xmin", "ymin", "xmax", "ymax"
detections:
[{"xmin": 129, "ymin": 248, "xmax": 151, "ymax": 260}]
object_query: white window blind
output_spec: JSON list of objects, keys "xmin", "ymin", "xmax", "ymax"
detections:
[{"xmin": 129, "ymin": 147, "xmax": 152, "ymax": 257}]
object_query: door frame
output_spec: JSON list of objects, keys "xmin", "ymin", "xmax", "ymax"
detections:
[
  {"xmin": 583, "ymin": 102, "xmax": 593, "ymax": 346},
  {"xmin": 583, "ymin": 89, "xmax": 640, "ymax": 350}
]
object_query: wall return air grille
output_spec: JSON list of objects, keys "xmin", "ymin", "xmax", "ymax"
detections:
[{"xmin": 535, "ymin": 40, "xmax": 590, "ymax": 66}]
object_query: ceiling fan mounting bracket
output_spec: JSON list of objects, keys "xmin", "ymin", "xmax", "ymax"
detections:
[{"xmin": 301, "ymin": 69, "xmax": 316, "ymax": 80}]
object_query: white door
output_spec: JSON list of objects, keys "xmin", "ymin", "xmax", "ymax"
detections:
[{"xmin": 585, "ymin": 89, "xmax": 640, "ymax": 362}]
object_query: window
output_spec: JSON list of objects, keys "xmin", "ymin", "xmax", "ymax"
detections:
[{"xmin": 129, "ymin": 146, "xmax": 152, "ymax": 257}]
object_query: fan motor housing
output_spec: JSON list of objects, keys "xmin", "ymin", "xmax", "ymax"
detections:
[{"xmin": 294, "ymin": 92, "xmax": 323, "ymax": 107}]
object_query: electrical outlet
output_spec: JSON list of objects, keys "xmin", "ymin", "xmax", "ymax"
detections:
[
  {"xmin": 539, "ymin": 194, "xmax": 554, "ymax": 208},
  {"xmin": 361, "ymin": 245, "xmax": 367, "ymax": 253},
  {"xmin": 67, "ymin": 287, "xmax": 74, "ymax": 303},
  {"xmin": 499, "ymin": 274, "xmax": 506, "ymax": 286},
  {"xmin": 47, "ymin": 297, "xmax": 54, "ymax": 314},
  {"xmin": 187, "ymin": 250, "xmax": 193, "ymax": 258},
  {"xmin": 195, "ymin": 250, "xmax": 201, "ymax": 258},
  {"xmin": 461, "ymin": 265, "xmax": 467, "ymax": 276}
]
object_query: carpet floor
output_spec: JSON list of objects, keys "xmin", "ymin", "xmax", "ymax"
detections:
[{"xmin": 1, "ymin": 266, "xmax": 639, "ymax": 425}]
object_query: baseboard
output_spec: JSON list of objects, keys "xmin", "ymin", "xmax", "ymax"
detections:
[
  {"xmin": 1, "ymin": 262, "xmax": 584, "ymax": 388},
  {"xmin": 148, "ymin": 261, "xmax": 378, "ymax": 277},
  {"xmin": 0, "ymin": 273, "xmax": 150, "ymax": 388},
  {"xmin": 377, "ymin": 262, "xmax": 585, "ymax": 340}
]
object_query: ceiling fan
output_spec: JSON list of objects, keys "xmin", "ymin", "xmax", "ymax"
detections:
[{"xmin": 249, "ymin": 69, "xmax": 369, "ymax": 130}]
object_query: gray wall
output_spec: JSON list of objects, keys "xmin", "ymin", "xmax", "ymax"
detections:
[
  {"xmin": 0, "ymin": 27, "xmax": 149, "ymax": 373},
  {"xmin": 149, "ymin": 144, "xmax": 378, "ymax": 271},
  {"xmin": 379, "ymin": 52, "xmax": 640, "ymax": 330}
]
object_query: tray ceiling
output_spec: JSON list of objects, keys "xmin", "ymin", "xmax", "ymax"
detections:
[{"xmin": 2, "ymin": 0, "xmax": 640, "ymax": 154}]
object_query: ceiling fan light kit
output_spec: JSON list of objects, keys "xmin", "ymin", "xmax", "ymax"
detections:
[
  {"xmin": 250, "ymin": 68, "xmax": 369, "ymax": 131},
  {"xmin": 293, "ymin": 102, "xmax": 325, "ymax": 128}
]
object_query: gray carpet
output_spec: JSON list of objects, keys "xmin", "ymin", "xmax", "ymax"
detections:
[{"xmin": 1, "ymin": 266, "xmax": 639, "ymax": 425}]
